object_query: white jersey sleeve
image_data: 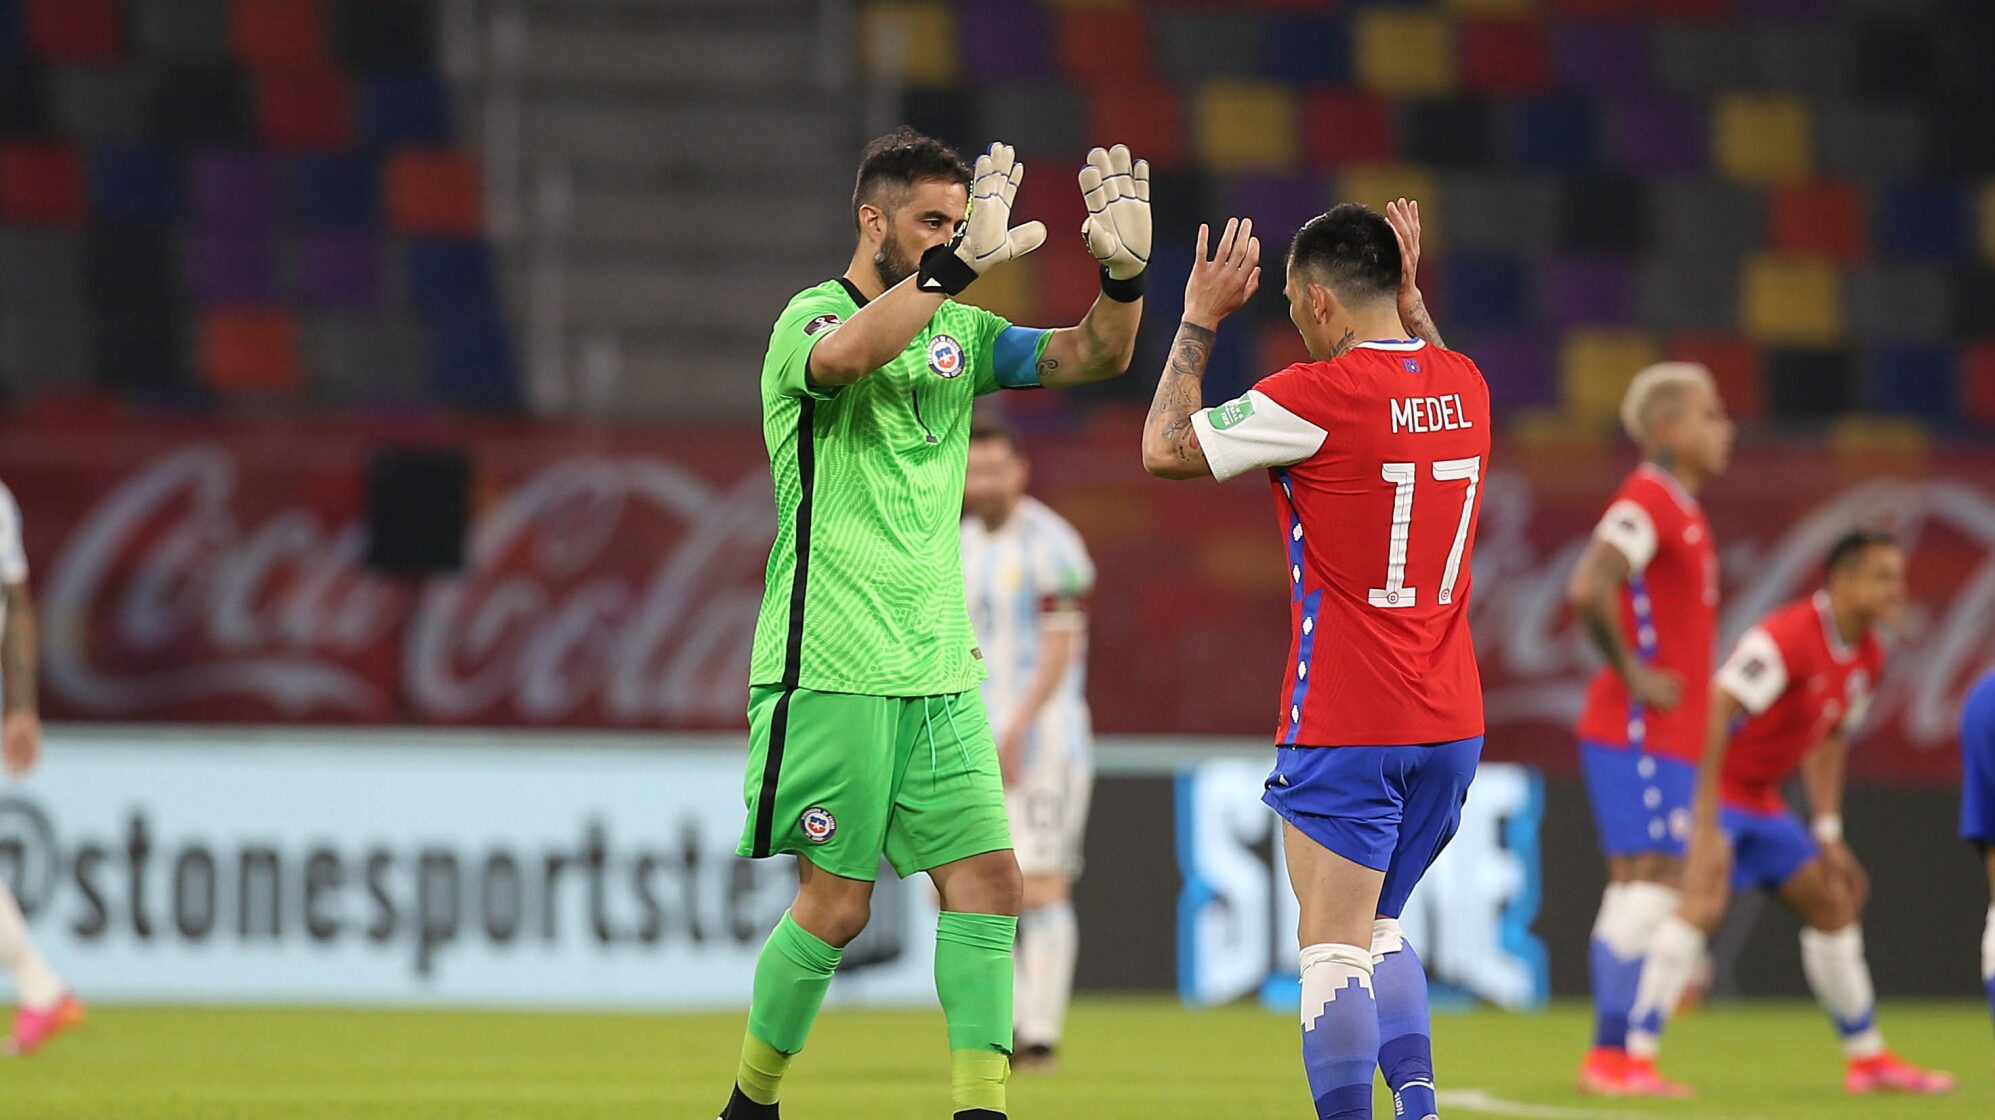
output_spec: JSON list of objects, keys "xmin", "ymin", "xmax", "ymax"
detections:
[
  {"xmin": 1593, "ymin": 498, "xmax": 1659, "ymax": 574},
  {"xmin": 0, "ymin": 482, "xmax": 25, "ymax": 584},
  {"xmin": 1189, "ymin": 390, "xmax": 1328, "ymax": 484},
  {"xmin": 1030, "ymin": 510, "xmax": 1095, "ymax": 631},
  {"xmin": 1715, "ymin": 625, "xmax": 1789, "ymax": 716}
]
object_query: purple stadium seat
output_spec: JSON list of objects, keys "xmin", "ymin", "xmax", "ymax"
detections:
[
  {"xmin": 958, "ymin": 0, "xmax": 1048, "ymax": 83},
  {"xmin": 190, "ymin": 147, "xmax": 278, "ymax": 229},
  {"xmin": 1553, "ymin": 21, "xmax": 1650, "ymax": 96},
  {"xmin": 295, "ymin": 230, "xmax": 382, "ymax": 311},
  {"xmin": 1542, "ymin": 255, "xmax": 1637, "ymax": 327},
  {"xmin": 1608, "ymin": 99, "xmax": 1707, "ymax": 175},
  {"xmin": 185, "ymin": 229, "xmax": 275, "ymax": 303}
]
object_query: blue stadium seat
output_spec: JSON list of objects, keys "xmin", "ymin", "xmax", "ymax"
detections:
[
  {"xmin": 90, "ymin": 145, "xmax": 179, "ymax": 225},
  {"xmin": 1863, "ymin": 344, "xmax": 1955, "ymax": 422},
  {"xmin": 1872, "ymin": 182, "xmax": 1965, "ymax": 260},
  {"xmin": 359, "ymin": 72, "xmax": 451, "ymax": 147},
  {"xmin": 406, "ymin": 237, "xmax": 497, "ymax": 317},
  {"xmin": 1442, "ymin": 252, "xmax": 1533, "ymax": 329},
  {"xmin": 1260, "ymin": 14, "xmax": 1348, "ymax": 86},
  {"xmin": 1509, "ymin": 96, "xmax": 1595, "ymax": 171},
  {"xmin": 428, "ymin": 310, "xmax": 516, "ymax": 408},
  {"xmin": 291, "ymin": 152, "xmax": 379, "ymax": 227}
]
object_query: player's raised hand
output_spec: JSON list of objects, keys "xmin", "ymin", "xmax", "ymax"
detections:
[
  {"xmin": 1385, "ymin": 197, "xmax": 1447, "ymax": 349},
  {"xmin": 917, "ymin": 142, "xmax": 1048, "ymax": 297},
  {"xmin": 1183, "ymin": 218, "xmax": 1261, "ymax": 328},
  {"xmin": 1079, "ymin": 144, "xmax": 1151, "ymax": 281}
]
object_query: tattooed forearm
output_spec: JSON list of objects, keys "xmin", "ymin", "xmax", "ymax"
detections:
[
  {"xmin": 2, "ymin": 588, "xmax": 36, "ymax": 715},
  {"xmin": 1036, "ymin": 357, "xmax": 1060, "ymax": 381},
  {"xmin": 1142, "ymin": 321, "xmax": 1216, "ymax": 476},
  {"xmin": 1401, "ymin": 300, "xmax": 1447, "ymax": 350}
]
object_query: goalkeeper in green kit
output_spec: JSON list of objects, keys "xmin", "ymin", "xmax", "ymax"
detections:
[{"xmin": 717, "ymin": 128, "xmax": 1150, "ymax": 1120}]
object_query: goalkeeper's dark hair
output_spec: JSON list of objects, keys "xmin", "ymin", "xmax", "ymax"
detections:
[
  {"xmin": 1825, "ymin": 528, "xmax": 1900, "ymax": 577},
  {"xmin": 1287, "ymin": 203, "xmax": 1401, "ymax": 304},
  {"xmin": 852, "ymin": 126, "xmax": 971, "ymax": 230}
]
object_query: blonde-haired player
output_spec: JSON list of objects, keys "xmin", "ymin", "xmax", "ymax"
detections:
[
  {"xmin": 1569, "ymin": 363, "xmax": 1733, "ymax": 1096},
  {"xmin": 961, "ymin": 419, "xmax": 1095, "ymax": 1071},
  {"xmin": 0, "ymin": 479, "xmax": 82, "ymax": 1054}
]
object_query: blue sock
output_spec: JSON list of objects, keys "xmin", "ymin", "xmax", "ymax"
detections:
[
  {"xmin": 1589, "ymin": 937, "xmax": 1641, "ymax": 1048},
  {"xmin": 1589, "ymin": 882, "xmax": 1675, "ymax": 1050},
  {"xmin": 1373, "ymin": 921, "xmax": 1437, "ymax": 1120},
  {"xmin": 1300, "ymin": 943, "xmax": 1377, "ymax": 1120},
  {"xmin": 1985, "ymin": 975, "xmax": 1995, "ymax": 1038}
]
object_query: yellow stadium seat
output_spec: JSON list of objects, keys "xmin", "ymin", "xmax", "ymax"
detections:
[
  {"xmin": 1355, "ymin": 9, "xmax": 1455, "ymax": 97},
  {"xmin": 1830, "ymin": 417, "xmax": 1930, "ymax": 461},
  {"xmin": 1713, "ymin": 94, "xmax": 1812, "ymax": 183},
  {"xmin": 1335, "ymin": 166, "xmax": 1443, "ymax": 251},
  {"xmin": 1560, "ymin": 329, "xmax": 1660, "ymax": 430},
  {"xmin": 1195, "ymin": 81, "xmax": 1298, "ymax": 173},
  {"xmin": 960, "ymin": 252, "xmax": 1037, "ymax": 325},
  {"xmin": 1446, "ymin": 0, "xmax": 1535, "ymax": 13},
  {"xmin": 860, "ymin": 1, "xmax": 957, "ymax": 88},
  {"xmin": 1741, "ymin": 254, "xmax": 1843, "ymax": 345},
  {"xmin": 1512, "ymin": 408, "xmax": 1613, "ymax": 452}
]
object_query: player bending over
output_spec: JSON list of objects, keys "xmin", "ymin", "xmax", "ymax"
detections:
[
  {"xmin": 1623, "ymin": 530, "xmax": 1953, "ymax": 1096},
  {"xmin": 1959, "ymin": 662, "xmax": 1995, "ymax": 1045},
  {"xmin": 1568, "ymin": 363, "xmax": 1732, "ymax": 1096},
  {"xmin": 0, "ymin": 479, "xmax": 83, "ymax": 1055},
  {"xmin": 1142, "ymin": 200, "xmax": 1484, "ymax": 1120},
  {"xmin": 717, "ymin": 130, "xmax": 1149, "ymax": 1120},
  {"xmin": 961, "ymin": 419, "xmax": 1097, "ymax": 1071}
]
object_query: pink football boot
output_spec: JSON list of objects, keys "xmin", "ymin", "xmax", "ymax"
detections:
[{"xmin": 5, "ymin": 994, "xmax": 83, "ymax": 1056}]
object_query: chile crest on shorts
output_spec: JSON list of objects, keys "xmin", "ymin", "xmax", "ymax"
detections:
[
  {"xmin": 928, "ymin": 334, "xmax": 965, "ymax": 379},
  {"xmin": 800, "ymin": 806, "xmax": 837, "ymax": 843}
]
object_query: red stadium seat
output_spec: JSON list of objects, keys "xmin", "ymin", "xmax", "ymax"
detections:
[
  {"xmin": 1461, "ymin": 18, "xmax": 1551, "ymax": 96},
  {"xmin": 25, "ymin": 0, "xmax": 120, "ymax": 62},
  {"xmin": 1964, "ymin": 340, "xmax": 1995, "ymax": 426},
  {"xmin": 1302, "ymin": 90, "xmax": 1395, "ymax": 167},
  {"xmin": 1089, "ymin": 80, "xmax": 1185, "ymax": 171},
  {"xmin": 1056, "ymin": 8, "xmax": 1151, "ymax": 85},
  {"xmin": 257, "ymin": 70, "xmax": 353, "ymax": 149},
  {"xmin": 387, "ymin": 148, "xmax": 482, "ymax": 236},
  {"xmin": 0, "ymin": 140, "xmax": 85, "ymax": 226},
  {"xmin": 1669, "ymin": 333, "xmax": 1764, "ymax": 421},
  {"xmin": 232, "ymin": 0, "xmax": 328, "ymax": 68},
  {"xmin": 1038, "ymin": 235, "xmax": 1104, "ymax": 326},
  {"xmin": 1770, "ymin": 180, "xmax": 1866, "ymax": 261},
  {"xmin": 201, "ymin": 307, "xmax": 302, "ymax": 393}
]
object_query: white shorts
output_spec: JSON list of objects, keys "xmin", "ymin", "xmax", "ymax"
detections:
[{"xmin": 1006, "ymin": 743, "xmax": 1092, "ymax": 879}]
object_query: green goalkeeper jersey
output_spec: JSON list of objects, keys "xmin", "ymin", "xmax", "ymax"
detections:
[{"xmin": 750, "ymin": 279, "xmax": 1051, "ymax": 696}]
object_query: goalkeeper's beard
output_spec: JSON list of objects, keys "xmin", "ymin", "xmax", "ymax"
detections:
[{"xmin": 874, "ymin": 232, "xmax": 920, "ymax": 290}]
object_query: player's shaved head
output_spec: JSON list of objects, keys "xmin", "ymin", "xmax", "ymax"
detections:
[
  {"xmin": 1620, "ymin": 362, "xmax": 1715, "ymax": 447},
  {"xmin": 852, "ymin": 126, "xmax": 971, "ymax": 229},
  {"xmin": 1286, "ymin": 204, "xmax": 1400, "ymax": 305}
]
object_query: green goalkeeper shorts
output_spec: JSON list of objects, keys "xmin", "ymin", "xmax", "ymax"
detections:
[{"xmin": 737, "ymin": 685, "xmax": 1014, "ymax": 881}]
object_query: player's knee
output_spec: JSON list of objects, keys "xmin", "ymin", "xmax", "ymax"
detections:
[
  {"xmin": 1021, "ymin": 875, "xmax": 1068, "ymax": 911},
  {"xmin": 940, "ymin": 852, "xmax": 1023, "ymax": 916}
]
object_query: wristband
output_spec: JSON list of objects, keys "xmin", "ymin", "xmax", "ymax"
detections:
[
  {"xmin": 916, "ymin": 243, "xmax": 980, "ymax": 297},
  {"xmin": 1811, "ymin": 814, "xmax": 1844, "ymax": 844},
  {"xmin": 1099, "ymin": 266, "xmax": 1146, "ymax": 303}
]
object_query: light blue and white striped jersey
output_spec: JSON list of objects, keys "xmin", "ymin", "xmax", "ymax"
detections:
[{"xmin": 961, "ymin": 496, "xmax": 1094, "ymax": 755}]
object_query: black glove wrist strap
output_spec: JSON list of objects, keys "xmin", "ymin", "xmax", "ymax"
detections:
[
  {"xmin": 1099, "ymin": 266, "xmax": 1146, "ymax": 303},
  {"xmin": 917, "ymin": 244, "xmax": 979, "ymax": 297}
]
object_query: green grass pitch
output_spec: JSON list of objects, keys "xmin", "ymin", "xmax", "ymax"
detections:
[{"xmin": 0, "ymin": 999, "xmax": 1984, "ymax": 1118}]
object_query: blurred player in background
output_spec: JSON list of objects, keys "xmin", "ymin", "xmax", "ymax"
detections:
[
  {"xmin": 1142, "ymin": 199, "xmax": 1485, "ymax": 1120},
  {"xmin": 961, "ymin": 419, "xmax": 1097, "ymax": 1072},
  {"xmin": 1623, "ymin": 531, "xmax": 1953, "ymax": 1096},
  {"xmin": 1960, "ymin": 662, "xmax": 1995, "ymax": 1043},
  {"xmin": 0, "ymin": 480, "xmax": 82, "ymax": 1055},
  {"xmin": 1567, "ymin": 363, "xmax": 1732, "ymax": 1096},
  {"xmin": 719, "ymin": 130, "xmax": 1149, "ymax": 1120}
]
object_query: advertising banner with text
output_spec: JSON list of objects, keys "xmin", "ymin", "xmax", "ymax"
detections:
[{"xmin": 1, "ymin": 415, "xmax": 1988, "ymax": 781}]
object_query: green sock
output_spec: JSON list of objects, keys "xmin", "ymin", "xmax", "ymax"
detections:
[
  {"xmin": 738, "ymin": 911, "xmax": 842, "ymax": 1104},
  {"xmin": 935, "ymin": 911, "xmax": 1018, "ymax": 1115}
]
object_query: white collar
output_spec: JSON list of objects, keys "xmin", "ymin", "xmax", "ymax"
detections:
[
  {"xmin": 1353, "ymin": 338, "xmax": 1428, "ymax": 352},
  {"xmin": 1813, "ymin": 590, "xmax": 1857, "ymax": 662}
]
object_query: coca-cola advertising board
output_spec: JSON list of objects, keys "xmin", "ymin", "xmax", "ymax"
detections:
[{"xmin": 1, "ymin": 414, "xmax": 1987, "ymax": 782}]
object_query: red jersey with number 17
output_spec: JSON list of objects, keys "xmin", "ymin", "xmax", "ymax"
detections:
[
  {"xmin": 1575, "ymin": 466, "xmax": 1720, "ymax": 762},
  {"xmin": 1190, "ymin": 339, "xmax": 1492, "ymax": 747}
]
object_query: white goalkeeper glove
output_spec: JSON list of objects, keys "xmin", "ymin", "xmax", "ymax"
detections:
[
  {"xmin": 1080, "ymin": 143, "xmax": 1151, "ymax": 301},
  {"xmin": 917, "ymin": 142, "xmax": 1048, "ymax": 297}
]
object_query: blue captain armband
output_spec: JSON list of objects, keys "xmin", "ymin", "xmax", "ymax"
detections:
[{"xmin": 992, "ymin": 326, "xmax": 1052, "ymax": 389}]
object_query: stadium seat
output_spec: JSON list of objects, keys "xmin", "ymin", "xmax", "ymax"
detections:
[
  {"xmin": 1982, "ymin": 182, "xmax": 1995, "ymax": 264},
  {"xmin": 191, "ymin": 148, "xmax": 280, "ymax": 230},
  {"xmin": 0, "ymin": 0, "xmax": 19, "ymax": 60},
  {"xmin": 1301, "ymin": 89, "xmax": 1394, "ymax": 167},
  {"xmin": 0, "ymin": 61, "xmax": 47, "ymax": 133},
  {"xmin": 25, "ymin": 0, "xmax": 120, "ymax": 63},
  {"xmin": 1669, "ymin": 333, "xmax": 1763, "ymax": 421},
  {"xmin": 1226, "ymin": 175, "xmax": 1325, "ymax": 251},
  {"xmin": 1337, "ymin": 166, "xmax": 1440, "ymax": 245},
  {"xmin": 1752, "ymin": 21, "xmax": 1847, "ymax": 98},
  {"xmin": 327, "ymin": 0, "xmax": 431, "ymax": 71},
  {"xmin": 1560, "ymin": 328, "xmax": 1660, "ymax": 429},
  {"xmin": 1400, "ymin": 99, "xmax": 1492, "ymax": 167},
  {"xmin": 1455, "ymin": 328, "xmax": 1555, "ymax": 407},
  {"xmin": 1460, "ymin": 18, "xmax": 1550, "ymax": 96},
  {"xmin": 1650, "ymin": 179, "xmax": 1766, "ymax": 258},
  {"xmin": 91, "ymin": 295, "xmax": 186, "ymax": 391},
  {"xmin": 1652, "ymin": 25, "xmax": 1757, "ymax": 96},
  {"xmin": 1817, "ymin": 102, "xmax": 1928, "ymax": 179},
  {"xmin": 1542, "ymin": 255, "xmax": 1635, "ymax": 327},
  {"xmin": 301, "ymin": 311, "xmax": 425, "ymax": 404},
  {"xmin": 1639, "ymin": 255, "xmax": 1740, "ymax": 332},
  {"xmin": 358, "ymin": 72, "xmax": 450, "ymax": 147},
  {"xmin": 1509, "ymin": 96, "xmax": 1596, "ymax": 171},
  {"xmin": 201, "ymin": 306, "xmax": 301, "ymax": 393},
  {"xmin": 291, "ymin": 151, "xmax": 379, "ymax": 227},
  {"xmin": 1763, "ymin": 345, "xmax": 1854, "ymax": 418},
  {"xmin": 957, "ymin": 0, "xmax": 1050, "ymax": 83},
  {"xmin": 1951, "ymin": 266, "xmax": 1995, "ymax": 336},
  {"xmin": 230, "ymin": 0, "xmax": 327, "ymax": 69},
  {"xmin": 1769, "ymin": 180, "xmax": 1865, "ymax": 260},
  {"xmin": 1557, "ymin": 173, "xmax": 1646, "ymax": 252},
  {"xmin": 1035, "ymin": 235, "xmax": 1101, "ymax": 326},
  {"xmin": 0, "ymin": 139, "xmax": 84, "ymax": 226},
  {"xmin": 1742, "ymin": 254, "xmax": 1843, "ymax": 345},
  {"xmin": 1713, "ymin": 93, "xmax": 1813, "ymax": 182},
  {"xmin": 386, "ymin": 148, "xmax": 481, "ymax": 236},
  {"xmin": 149, "ymin": 65, "xmax": 250, "ymax": 142},
  {"xmin": 980, "ymin": 82, "xmax": 1087, "ymax": 159},
  {"xmin": 1851, "ymin": 19, "xmax": 1938, "ymax": 98},
  {"xmin": 128, "ymin": 0, "xmax": 229, "ymax": 64},
  {"xmin": 1355, "ymin": 11, "xmax": 1454, "ymax": 98},
  {"xmin": 1873, "ymin": 181, "xmax": 1965, "ymax": 261},
  {"xmin": 406, "ymin": 238, "xmax": 497, "ymax": 317},
  {"xmin": 427, "ymin": 310, "xmax": 516, "ymax": 409},
  {"xmin": 1962, "ymin": 340, "xmax": 1995, "ymax": 425},
  {"xmin": 294, "ymin": 230, "xmax": 383, "ymax": 311},
  {"xmin": 1259, "ymin": 14, "xmax": 1348, "ymax": 86},
  {"xmin": 257, "ymin": 70, "xmax": 352, "ymax": 149},
  {"xmin": 1551, "ymin": 19, "xmax": 1649, "ymax": 95},
  {"xmin": 860, "ymin": 1, "xmax": 956, "ymax": 89},
  {"xmin": 962, "ymin": 248, "xmax": 1036, "ymax": 325},
  {"xmin": 1843, "ymin": 262, "xmax": 1951, "ymax": 343},
  {"xmin": 1828, "ymin": 415, "xmax": 1930, "ymax": 459},
  {"xmin": 48, "ymin": 65, "xmax": 149, "ymax": 144},
  {"xmin": 1152, "ymin": 10, "xmax": 1262, "ymax": 82},
  {"xmin": 1447, "ymin": 0, "xmax": 1536, "ymax": 14},
  {"xmin": 1441, "ymin": 252, "xmax": 1532, "ymax": 329},
  {"xmin": 1606, "ymin": 99, "xmax": 1706, "ymax": 175},
  {"xmin": 1862, "ymin": 344, "xmax": 1955, "ymax": 422},
  {"xmin": 1054, "ymin": 7, "xmax": 1151, "ymax": 85},
  {"xmin": 185, "ymin": 230, "xmax": 275, "ymax": 304},
  {"xmin": 1089, "ymin": 81, "xmax": 1185, "ymax": 170},
  {"xmin": 1446, "ymin": 171, "xmax": 1555, "ymax": 253},
  {"xmin": 89, "ymin": 145, "xmax": 179, "ymax": 225},
  {"xmin": 1193, "ymin": 81, "xmax": 1296, "ymax": 172}
]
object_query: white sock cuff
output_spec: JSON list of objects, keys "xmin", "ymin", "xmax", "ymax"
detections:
[
  {"xmin": 1300, "ymin": 942, "xmax": 1375, "ymax": 984},
  {"xmin": 1982, "ymin": 907, "xmax": 1995, "ymax": 981},
  {"xmin": 1371, "ymin": 917, "xmax": 1407, "ymax": 960},
  {"xmin": 1595, "ymin": 882, "xmax": 1681, "ymax": 959},
  {"xmin": 1799, "ymin": 923, "xmax": 1863, "ymax": 957},
  {"xmin": 1651, "ymin": 913, "xmax": 1709, "ymax": 959},
  {"xmin": 1589, "ymin": 882, "xmax": 1628, "ymax": 938},
  {"xmin": 1021, "ymin": 899, "xmax": 1076, "ymax": 930}
]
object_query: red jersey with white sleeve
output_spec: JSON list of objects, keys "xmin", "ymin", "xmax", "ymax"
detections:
[
  {"xmin": 1711, "ymin": 592, "xmax": 1884, "ymax": 813},
  {"xmin": 1189, "ymin": 339, "xmax": 1491, "ymax": 747},
  {"xmin": 1574, "ymin": 465, "xmax": 1719, "ymax": 762}
]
